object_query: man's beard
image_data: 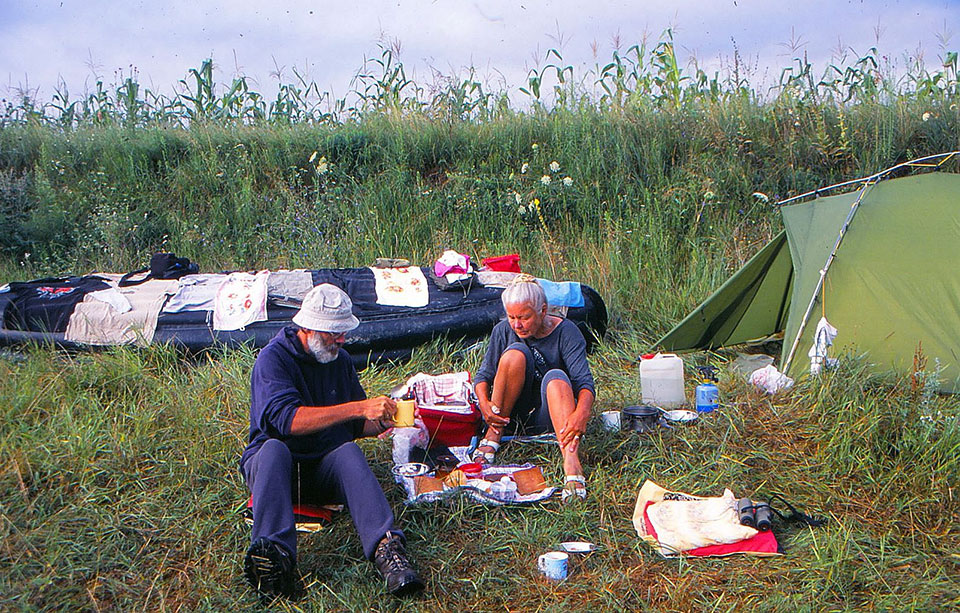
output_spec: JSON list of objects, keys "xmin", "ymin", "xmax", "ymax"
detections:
[{"xmin": 306, "ymin": 333, "xmax": 340, "ymax": 363}]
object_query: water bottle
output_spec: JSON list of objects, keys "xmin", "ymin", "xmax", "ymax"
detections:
[{"xmin": 695, "ymin": 366, "xmax": 719, "ymax": 413}]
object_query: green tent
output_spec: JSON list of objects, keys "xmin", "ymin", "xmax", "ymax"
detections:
[{"xmin": 657, "ymin": 166, "xmax": 960, "ymax": 392}]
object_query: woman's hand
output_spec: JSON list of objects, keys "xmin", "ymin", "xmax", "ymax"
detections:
[
  {"xmin": 475, "ymin": 382, "xmax": 510, "ymax": 431},
  {"xmin": 558, "ymin": 408, "xmax": 589, "ymax": 453},
  {"xmin": 478, "ymin": 397, "xmax": 510, "ymax": 431}
]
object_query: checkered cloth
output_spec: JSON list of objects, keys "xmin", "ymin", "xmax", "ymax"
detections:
[{"xmin": 405, "ymin": 371, "xmax": 476, "ymax": 415}]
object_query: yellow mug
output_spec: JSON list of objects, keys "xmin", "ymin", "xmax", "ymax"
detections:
[{"xmin": 395, "ymin": 399, "xmax": 416, "ymax": 428}]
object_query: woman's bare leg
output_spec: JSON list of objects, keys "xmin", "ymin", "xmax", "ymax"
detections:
[
  {"xmin": 479, "ymin": 348, "xmax": 527, "ymax": 451},
  {"xmin": 545, "ymin": 378, "xmax": 583, "ymax": 477}
]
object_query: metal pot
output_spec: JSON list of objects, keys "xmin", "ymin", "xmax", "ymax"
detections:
[{"xmin": 622, "ymin": 405, "xmax": 661, "ymax": 433}]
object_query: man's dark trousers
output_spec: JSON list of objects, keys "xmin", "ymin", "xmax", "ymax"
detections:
[{"xmin": 243, "ymin": 438, "xmax": 401, "ymax": 560}]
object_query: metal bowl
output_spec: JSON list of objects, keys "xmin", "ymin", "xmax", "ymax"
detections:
[
  {"xmin": 391, "ymin": 462, "xmax": 429, "ymax": 478},
  {"xmin": 661, "ymin": 409, "xmax": 699, "ymax": 425}
]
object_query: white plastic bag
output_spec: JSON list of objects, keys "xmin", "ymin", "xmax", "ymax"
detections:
[
  {"xmin": 749, "ymin": 364, "xmax": 794, "ymax": 395},
  {"xmin": 391, "ymin": 419, "xmax": 430, "ymax": 466}
]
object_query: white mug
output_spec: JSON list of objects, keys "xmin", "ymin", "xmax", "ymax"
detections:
[
  {"xmin": 601, "ymin": 410, "xmax": 621, "ymax": 431},
  {"xmin": 537, "ymin": 551, "xmax": 568, "ymax": 581}
]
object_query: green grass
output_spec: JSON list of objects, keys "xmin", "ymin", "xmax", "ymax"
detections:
[
  {"xmin": 1, "ymin": 340, "xmax": 957, "ymax": 611},
  {"xmin": 2, "ymin": 102, "xmax": 958, "ymax": 339}
]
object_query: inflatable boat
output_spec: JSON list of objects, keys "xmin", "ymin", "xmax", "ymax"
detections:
[{"xmin": 0, "ymin": 266, "xmax": 607, "ymax": 366}]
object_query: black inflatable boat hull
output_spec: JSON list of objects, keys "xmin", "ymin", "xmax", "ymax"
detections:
[{"xmin": 0, "ymin": 272, "xmax": 607, "ymax": 367}]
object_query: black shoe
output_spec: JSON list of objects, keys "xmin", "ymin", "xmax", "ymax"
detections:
[
  {"xmin": 373, "ymin": 532, "xmax": 425, "ymax": 597},
  {"xmin": 243, "ymin": 538, "xmax": 303, "ymax": 600}
]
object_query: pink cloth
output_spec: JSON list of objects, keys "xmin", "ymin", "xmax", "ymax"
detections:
[{"xmin": 434, "ymin": 250, "xmax": 471, "ymax": 277}]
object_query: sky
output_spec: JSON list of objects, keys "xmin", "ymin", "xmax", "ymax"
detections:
[{"xmin": 1, "ymin": 0, "xmax": 958, "ymax": 106}]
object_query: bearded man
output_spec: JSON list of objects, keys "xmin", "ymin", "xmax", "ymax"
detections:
[{"xmin": 240, "ymin": 283, "xmax": 424, "ymax": 600}]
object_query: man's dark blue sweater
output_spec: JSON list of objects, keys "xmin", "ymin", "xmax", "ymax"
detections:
[{"xmin": 241, "ymin": 326, "xmax": 365, "ymax": 469}]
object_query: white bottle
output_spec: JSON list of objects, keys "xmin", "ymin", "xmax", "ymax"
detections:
[
  {"xmin": 490, "ymin": 476, "xmax": 517, "ymax": 501},
  {"xmin": 640, "ymin": 353, "xmax": 686, "ymax": 408}
]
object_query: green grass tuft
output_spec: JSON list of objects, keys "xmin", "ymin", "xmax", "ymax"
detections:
[{"xmin": 1, "ymin": 340, "xmax": 957, "ymax": 610}]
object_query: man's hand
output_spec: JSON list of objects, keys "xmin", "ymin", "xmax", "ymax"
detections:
[
  {"xmin": 356, "ymin": 396, "xmax": 397, "ymax": 422},
  {"xmin": 291, "ymin": 397, "xmax": 392, "ymax": 436},
  {"xmin": 558, "ymin": 408, "xmax": 589, "ymax": 453}
]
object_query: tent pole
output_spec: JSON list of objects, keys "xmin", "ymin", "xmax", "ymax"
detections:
[
  {"xmin": 782, "ymin": 180, "xmax": 875, "ymax": 374},
  {"xmin": 776, "ymin": 151, "xmax": 959, "ymax": 208}
]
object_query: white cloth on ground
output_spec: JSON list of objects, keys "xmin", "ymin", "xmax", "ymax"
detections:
[
  {"xmin": 645, "ymin": 488, "xmax": 758, "ymax": 554},
  {"xmin": 749, "ymin": 364, "xmax": 795, "ymax": 394}
]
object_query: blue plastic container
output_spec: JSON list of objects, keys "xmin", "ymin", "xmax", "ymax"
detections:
[{"xmin": 695, "ymin": 382, "xmax": 719, "ymax": 412}]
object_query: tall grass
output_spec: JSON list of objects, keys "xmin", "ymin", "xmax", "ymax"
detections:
[{"xmin": 1, "ymin": 98, "xmax": 957, "ymax": 338}]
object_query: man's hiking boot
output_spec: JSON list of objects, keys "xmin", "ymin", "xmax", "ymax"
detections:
[
  {"xmin": 373, "ymin": 532, "xmax": 425, "ymax": 597},
  {"xmin": 243, "ymin": 538, "xmax": 303, "ymax": 600}
]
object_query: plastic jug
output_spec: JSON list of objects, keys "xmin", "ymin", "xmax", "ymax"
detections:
[{"xmin": 640, "ymin": 353, "xmax": 686, "ymax": 408}]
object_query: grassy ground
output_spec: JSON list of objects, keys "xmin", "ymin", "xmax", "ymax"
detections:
[{"xmin": 1, "ymin": 336, "xmax": 957, "ymax": 611}]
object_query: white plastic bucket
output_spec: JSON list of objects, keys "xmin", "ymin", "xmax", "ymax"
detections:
[{"xmin": 640, "ymin": 353, "xmax": 686, "ymax": 408}]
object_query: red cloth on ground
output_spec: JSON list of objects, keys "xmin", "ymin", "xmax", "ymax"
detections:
[
  {"xmin": 643, "ymin": 501, "xmax": 779, "ymax": 557},
  {"xmin": 247, "ymin": 495, "xmax": 334, "ymax": 524}
]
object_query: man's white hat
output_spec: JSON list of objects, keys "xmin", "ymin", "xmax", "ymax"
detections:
[{"xmin": 292, "ymin": 284, "xmax": 360, "ymax": 333}]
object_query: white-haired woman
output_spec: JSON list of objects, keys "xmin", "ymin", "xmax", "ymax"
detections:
[{"xmin": 473, "ymin": 277, "xmax": 595, "ymax": 503}]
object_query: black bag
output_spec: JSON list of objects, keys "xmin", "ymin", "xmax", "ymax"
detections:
[
  {"xmin": 119, "ymin": 252, "xmax": 199, "ymax": 287},
  {"xmin": 428, "ymin": 268, "xmax": 477, "ymax": 292}
]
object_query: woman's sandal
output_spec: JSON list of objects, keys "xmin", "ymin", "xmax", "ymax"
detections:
[
  {"xmin": 561, "ymin": 475, "xmax": 587, "ymax": 504},
  {"xmin": 471, "ymin": 438, "xmax": 500, "ymax": 464}
]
